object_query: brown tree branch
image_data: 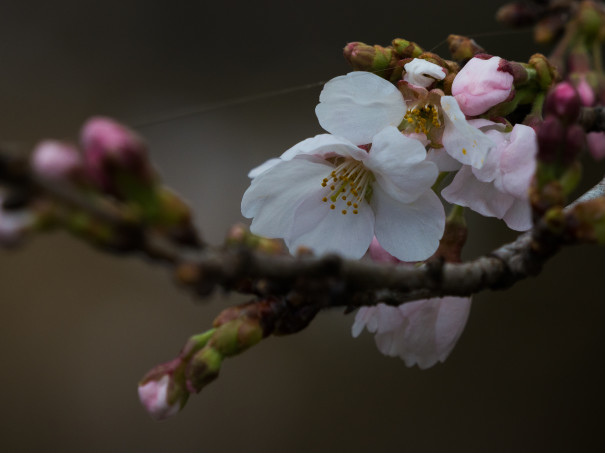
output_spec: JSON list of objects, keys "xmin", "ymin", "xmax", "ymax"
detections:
[{"xmin": 2, "ymin": 148, "xmax": 604, "ymax": 309}]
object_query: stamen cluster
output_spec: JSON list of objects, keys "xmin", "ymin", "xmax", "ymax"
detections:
[
  {"xmin": 404, "ymin": 104, "xmax": 441, "ymax": 135},
  {"xmin": 320, "ymin": 159, "xmax": 372, "ymax": 215}
]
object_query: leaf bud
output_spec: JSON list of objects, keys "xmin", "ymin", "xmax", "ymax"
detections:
[
  {"xmin": 343, "ymin": 42, "xmax": 395, "ymax": 77},
  {"xmin": 447, "ymin": 34, "xmax": 485, "ymax": 62}
]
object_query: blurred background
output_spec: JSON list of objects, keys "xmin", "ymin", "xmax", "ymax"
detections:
[{"xmin": 0, "ymin": 0, "xmax": 604, "ymax": 451}]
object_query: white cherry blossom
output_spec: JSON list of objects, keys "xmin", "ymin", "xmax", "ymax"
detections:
[{"xmin": 242, "ymin": 127, "xmax": 445, "ymax": 261}]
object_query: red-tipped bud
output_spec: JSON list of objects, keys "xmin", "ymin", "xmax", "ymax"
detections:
[
  {"xmin": 564, "ymin": 124, "xmax": 586, "ymax": 164},
  {"xmin": 496, "ymin": 2, "xmax": 540, "ymax": 27},
  {"xmin": 81, "ymin": 117, "xmax": 152, "ymax": 191},
  {"xmin": 544, "ymin": 82, "xmax": 581, "ymax": 122},
  {"xmin": 447, "ymin": 35, "xmax": 485, "ymax": 62},
  {"xmin": 138, "ymin": 358, "xmax": 189, "ymax": 421},
  {"xmin": 537, "ymin": 115, "xmax": 565, "ymax": 163}
]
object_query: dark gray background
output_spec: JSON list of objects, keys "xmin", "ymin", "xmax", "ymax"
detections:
[{"xmin": 1, "ymin": 1, "xmax": 603, "ymax": 452}]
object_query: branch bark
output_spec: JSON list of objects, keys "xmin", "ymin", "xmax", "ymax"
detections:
[{"xmin": 2, "ymin": 148, "xmax": 604, "ymax": 309}]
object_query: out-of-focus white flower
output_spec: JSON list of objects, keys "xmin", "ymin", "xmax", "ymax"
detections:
[{"xmin": 352, "ymin": 297, "xmax": 471, "ymax": 369}]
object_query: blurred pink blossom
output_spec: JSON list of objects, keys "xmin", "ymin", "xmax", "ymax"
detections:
[
  {"xmin": 31, "ymin": 140, "xmax": 82, "ymax": 181},
  {"xmin": 352, "ymin": 297, "xmax": 471, "ymax": 369}
]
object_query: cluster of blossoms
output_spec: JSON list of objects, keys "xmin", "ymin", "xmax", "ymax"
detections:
[{"xmin": 241, "ymin": 55, "xmax": 539, "ymax": 368}]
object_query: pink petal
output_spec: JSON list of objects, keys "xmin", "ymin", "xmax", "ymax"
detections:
[
  {"xmin": 442, "ymin": 166, "xmax": 514, "ymax": 219},
  {"xmin": 502, "ymin": 198, "xmax": 532, "ymax": 231},
  {"xmin": 497, "ymin": 124, "xmax": 537, "ymax": 199},
  {"xmin": 352, "ymin": 297, "xmax": 472, "ymax": 369}
]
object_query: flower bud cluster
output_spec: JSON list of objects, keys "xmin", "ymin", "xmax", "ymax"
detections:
[
  {"xmin": 27, "ymin": 118, "xmax": 199, "ymax": 247},
  {"xmin": 138, "ymin": 299, "xmax": 283, "ymax": 420},
  {"xmin": 344, "ymin": 38, "xmax": 454, "ymax": 83},
  {"xmin": 538, "ymin": 82, "xmax": 585, "ymax": 165}
]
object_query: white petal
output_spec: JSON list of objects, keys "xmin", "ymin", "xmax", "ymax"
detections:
[
  {"xmin": 426, "ymin": 148, "xmax": 462, "ymax": 172},
  {"xmin": 364, "ymin": 127, "xmax": 438, "ymax": 203},
  {"xmin": 241, "ymin": 159, "xmax": 331, "ymax": 238},
  {"xmin": 394, "ymin": 296, "xmax": 471, "ymax": 369},
  {"xmin": 372, "ymin": 186, "xmax": 445, "ymax": 262},
  {"xmin": 503, "ymin": 198, "xmax": 532, "ymax": 231},
  {"xmin": 497, "ymin": 124, "xmax": 537, "ymax": 199},
  {"xmin": 470, "ymin": 130, "xmax": 504, "ymax": 183},
  {"xmin": 403, "ymin": 59, "xmax": 446, "ymax": 88},
  {"xmin": 315, "ymin": 72, "xmax": 406, "ymax": 146},
  {"xmin": 280, "ymin": 134, "xmax": 368, "ymax": 161},
  {"xmin": 248, "ymin": 158, "xmax": 282, "ymax": 179},
  {"xmin": 352, "ymin": 306, "xmax": 373, "ymax": 337},
  {"xmin": 286, "ymin": 190, "xmax": 375, "ymax": 259},
  {"xmin": 441, "ymin": 96, "xmax": 495, "ymax": 169},
  {"xmin": 441, "ymin": 166, "xmax": 514, "ymax": 219}
]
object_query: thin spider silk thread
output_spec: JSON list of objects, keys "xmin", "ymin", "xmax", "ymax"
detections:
[{"xmin": 132, "ymin": 28, "xmax": 533, "ymax": 131}]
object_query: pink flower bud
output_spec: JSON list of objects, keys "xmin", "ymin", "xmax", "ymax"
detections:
[
  {"xmin": 576, "ymin": 76, "xmax": 595, "ymax": 106},
  {"xmin": 496, "ymin": 2, "xmax": 539, "ymax": 27},
  {"xmin": 564, "ymin": 124, "xmax": 586, "ymax": 164},
  {"xmin": 138, "ymin": 357, "xmax": 188, "ymax": 421},
  {"xmin": 138, "ymin": 375, "xmax": 181, "ymax": 421},
  {"xmin": 31, "ymin": 140, "xmax": 82, "ymax": 181},
  {"xmin": 81, "ymin": 117, "xmax": 150, "ymax": 190},
  {"xmin": 451, "ymin": 56, "xmax": 514, "ymax": 116},
  {"xmin": 537, "ymin": 115, "xmax": 565, "ymax": 163},
  {"xmin": 587, "ymin": 131, "xmax": 605, "ymax": 160},
  {"xmin": 544, "ymin": 82, "xmax": 581, "ymax": 123}
]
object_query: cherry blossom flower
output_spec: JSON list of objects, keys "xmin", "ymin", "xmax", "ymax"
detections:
[
  {"xmin": 397, "ymin": 61, "xmax": 496, "ymax": 168},
  {"xmin": 352, "ymin": 297, "xmax": 471, "ymax": 369},
  {"xmin": 352, "ymin": 238, "xmax": 471, "ymax": 368},
  {"xmin": 442, "ymin": 122, "xmax": 537, "ymax": 231},
  {"xmin": 316, "ymin": 68, "xmax": 494, "ymax": 170},
  {"xmin": 452, "ymin": 55, "xmax": 514, "ymax": 116},
  {"xmin": 243, "ymin": 71, "xmax": 450, "ymax": 261},
  {"xmin": 242, "ymin": 127, "xmax": 445, "ymax": 261}
]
